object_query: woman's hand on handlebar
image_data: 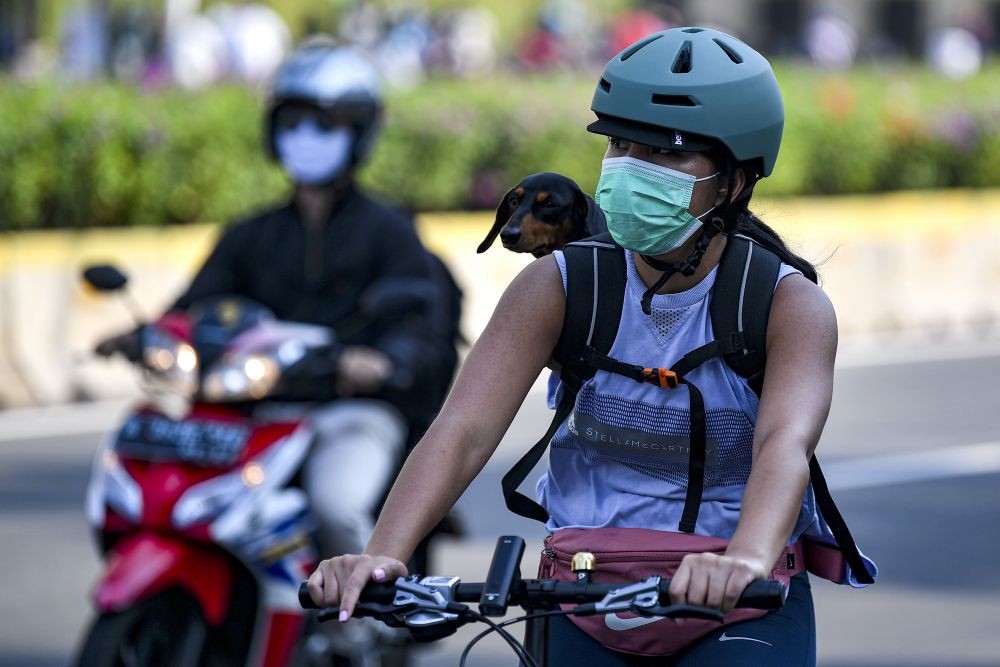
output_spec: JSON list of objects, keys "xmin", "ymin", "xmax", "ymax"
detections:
[
  {"xmin": 307, "ymin": 554, "xmax": 409, "ymax": 620},
  {"xmin": 668, "ymin": 552, "xmax": 769, "ymax": 614}
]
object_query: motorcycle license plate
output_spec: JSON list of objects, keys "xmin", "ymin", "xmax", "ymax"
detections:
[{"xmin": 115, "ymin": 413, "xmax": 250, "ymax": 466}]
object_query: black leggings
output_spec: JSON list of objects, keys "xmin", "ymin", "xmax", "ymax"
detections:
[{"xmin": 543, "ymin": 571, "xmax": 816, "ymax": 667}]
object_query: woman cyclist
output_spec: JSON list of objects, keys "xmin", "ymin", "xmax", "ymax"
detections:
[{"xmin": 307, "ymin": 27, "xmax": 875, "ymax": 665}]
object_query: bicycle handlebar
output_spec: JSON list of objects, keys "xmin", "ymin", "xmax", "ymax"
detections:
[
  {"xmin": 298, "ymin": 577, "xmax": 785, "ymax": 612},
  {"xmin": 297, "ymin": 537, "xmax": 787, "ymax": 666}
]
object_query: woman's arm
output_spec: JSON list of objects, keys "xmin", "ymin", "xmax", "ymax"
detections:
[
  {"xmin": 670, "ymin": 273, "xmax": 837, "ymax": 611},
  {"xmin": 309, "ymin": 254, "xmax": 565, "ymax": 615}
]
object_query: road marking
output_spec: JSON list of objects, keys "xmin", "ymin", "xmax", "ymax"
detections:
[
  {"xmin": 835, "ymin": 338, "xmax": 1000, "ymax": 370},
  {"xmin": 824, "ymin": 441, "xmax": 1000, "ymax": 491}
]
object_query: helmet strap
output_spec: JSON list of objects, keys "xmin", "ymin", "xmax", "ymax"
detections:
[
  {"xmin": 638, "ymin": 216, "xmax": 725, "ymax": 315},
  {"xmin": 712, "ymin": 159, "xmax": 740, "ymax": 232}
]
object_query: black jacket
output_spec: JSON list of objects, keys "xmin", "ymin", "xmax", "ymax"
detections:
[{"xmin": 172, "ymin": 187, "xmax": 445, "ymax": 425}]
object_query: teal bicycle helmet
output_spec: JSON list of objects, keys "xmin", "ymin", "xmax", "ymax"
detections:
[{"xmin": 588, "ymin": 27, "xmax": 784, "ymax": 177}]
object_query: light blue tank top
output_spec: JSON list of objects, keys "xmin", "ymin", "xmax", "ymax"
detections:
[{"xmin": 537, "ymin": 248, "xmax": 809, "ymax": 540}]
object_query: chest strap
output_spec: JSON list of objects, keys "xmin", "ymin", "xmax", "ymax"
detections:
[
  {"xmin": 581, "ymin": 346, "xmax": 680, "ymax": 389},
  {"xmin": 568, "ymin": 345, "xmax": 712, "ymax": 534}
]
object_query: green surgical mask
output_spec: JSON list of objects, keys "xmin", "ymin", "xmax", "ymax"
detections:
[{"xmin": 595, "ymin": 156, "xmax": 719, "ymax": 256}]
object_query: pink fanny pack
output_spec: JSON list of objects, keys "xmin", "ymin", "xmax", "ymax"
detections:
[{"xmin": 538, "ymin": 527, "xmax": 805, "ymax": 657}]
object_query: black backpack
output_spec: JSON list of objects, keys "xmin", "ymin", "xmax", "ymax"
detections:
[{"xmin": 501, "ymin": 232, "xmax": 873, "ymax": 584}]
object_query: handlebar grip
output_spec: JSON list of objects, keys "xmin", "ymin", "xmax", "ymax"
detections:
[
  {"xmin": 299, "ymin": 581, "xmax": 319, "ymax": 610},
  {"xmin": 735, "ymin": 580, "xmax": 786, "ymax": 609},
  {"xmin": 298, "ymin": 580, "xmax": 401, "ymax": 610}
]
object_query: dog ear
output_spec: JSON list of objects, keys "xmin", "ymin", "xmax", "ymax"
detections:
[
  {"xmin": 477, "ymin": 186, "xmax": 516, "ymax": 253},
  {"xmin": 582, "ymin": 194, "xmax": 608, "ymax": 237}
]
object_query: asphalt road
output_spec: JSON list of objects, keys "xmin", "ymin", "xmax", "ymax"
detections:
[{"xmin": 2, "ymin": 340, "xmax": 999, "ymax": 666}]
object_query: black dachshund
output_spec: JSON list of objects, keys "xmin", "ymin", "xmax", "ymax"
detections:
[{"xmin": 477, "ymin": 172, "xmax": 607, "ymax": 258}]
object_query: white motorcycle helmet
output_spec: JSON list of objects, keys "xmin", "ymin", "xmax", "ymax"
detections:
[{"xmin": 265, "ymin": 38, "xmax": 383, "ymax": 169}]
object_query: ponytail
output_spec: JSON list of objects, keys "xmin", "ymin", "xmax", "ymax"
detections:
[
  {"xmin": 733, "ymin": 209, "xmax": 818, "ymax": 284},
  {"xmin": 718, "ymin": 159, "xmax": 819, "ymax": 284}
]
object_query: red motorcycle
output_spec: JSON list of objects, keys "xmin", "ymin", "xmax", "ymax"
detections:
[{"xmin": 76, "ymin": 265, "xmax": 430, "ymax": 666}]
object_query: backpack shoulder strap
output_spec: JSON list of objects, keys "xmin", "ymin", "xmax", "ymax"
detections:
[
  {"xmin": 502, "ymin": 233, "xmax": 626, "ymax": 522},
  {"xmin": 669, "ymin": 234, "xmax": 780, "ymax": 393},
  {"xmin": 712, "ymin": 234, "xmax": 781, "ymax": 385},
  {"xmin": 552, "ymin": 233, "xmax": 627, "ymax": 389}
]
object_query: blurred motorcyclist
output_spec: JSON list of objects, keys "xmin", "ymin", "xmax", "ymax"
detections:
[{"xmin": 97, "ymin": 39, "xmax": 453, "ymax": 658}]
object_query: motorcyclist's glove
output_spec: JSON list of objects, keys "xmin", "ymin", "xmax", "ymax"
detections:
[
  {"xmin": 94, "ymin": 326, "xmax": 143, "ymax": 363},
  {"xmin": 282, "ymin": 345, "xmax": 341, "ymax": 401}
]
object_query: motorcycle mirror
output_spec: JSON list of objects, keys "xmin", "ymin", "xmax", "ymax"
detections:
[
  {"xmin": 82, "ymin": 264, "xmax": 129, "ymax": 292},
  {"xmin": 360, "ymin": 278, "xmax": 436, "ymax": 320}
]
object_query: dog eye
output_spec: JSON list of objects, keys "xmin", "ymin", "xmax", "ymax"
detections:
[
  {"xmin": 507, "ymin": 195, "xmax": 518, "ymax": 207},
  {"xmin": 542, "ymin": 199, "xmax": 558, "ymax": 207}
]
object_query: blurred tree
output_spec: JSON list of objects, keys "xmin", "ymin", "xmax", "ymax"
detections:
[{"xmin": 32, "ymin": 0, "xmax": 633, "ymax": 52}]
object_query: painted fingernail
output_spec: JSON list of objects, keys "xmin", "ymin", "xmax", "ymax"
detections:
[
  {"xmin": 339, "ymin": 610, "xmax": 348, "ymax": 623},
  {"xmin": 373, "ymin": 568, "xmax": 386, "ymax": 581}
]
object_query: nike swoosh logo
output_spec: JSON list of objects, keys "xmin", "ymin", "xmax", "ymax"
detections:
[
  {"xmin": 604, "ymin": 613, "xmax": 667, "ymax": 631},
  {"xmin": 718, "ymin": 632, "xmax": 773, "ymax": 646}
]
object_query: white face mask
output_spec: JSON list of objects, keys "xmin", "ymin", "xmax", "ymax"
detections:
[{"xmin": 275, "ymin": 120, "xmax": 353, "ymax": 185}]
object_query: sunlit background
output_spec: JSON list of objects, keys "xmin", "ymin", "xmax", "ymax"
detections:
[{"xmin": 1, "ymin": 1, "xmax": 999, "ymax": 666}]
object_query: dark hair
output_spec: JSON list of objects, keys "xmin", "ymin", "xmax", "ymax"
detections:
[
  {"xmin": 733, "ymin": 206, "xmax": 818, "ymax": 284},
  {"xmin": 712, "ymin": 151, "xmax": 819, "ymax": 284}
]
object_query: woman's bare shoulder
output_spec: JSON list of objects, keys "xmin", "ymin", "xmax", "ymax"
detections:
[{"xmin": 767, "ymin": 273, "xmax": 837, "ymax": 356}]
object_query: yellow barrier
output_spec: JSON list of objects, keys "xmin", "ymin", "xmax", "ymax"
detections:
[
  {"xmin": 4, "ymin": 188, "xmax": 1000, "ymax": 268},
  {"xmin": 1, "ymin": 189, "xmax": 999, "ymax": 407}
]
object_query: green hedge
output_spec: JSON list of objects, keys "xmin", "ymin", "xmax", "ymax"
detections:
[{"xmin": 1, "ymin": 64, "xmax": 998, "ymax": 230}]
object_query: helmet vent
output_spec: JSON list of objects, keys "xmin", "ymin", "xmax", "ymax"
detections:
[
  {"xmin": 620, "ymin": 33, "xmax": 662, "ymax": 61},
  {"xmin": 651, "ymin": 94, "xmax": 697, "ymax": 107},
  {"xmin": 682, "ymin": 28, "xmax": 704, "ymax": 33},
  {"xmin": 713, "ymin": 39, "xmax": 744, "ymax": 64},
  {"xmin": 671, "ymin": 41, "xmax": 693, "ymax": 73},
  {"xmin": 599, "ymin": 77, "xmax": 611, "ymax": 92}
]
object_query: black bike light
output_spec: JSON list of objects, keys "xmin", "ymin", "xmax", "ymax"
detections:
[{"xmin": 479, "ymin": 535, "xmax": 525, "ymax": 616}]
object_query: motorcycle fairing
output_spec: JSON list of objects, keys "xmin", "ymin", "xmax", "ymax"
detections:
[{"xmin": 93, "ymin": 532, "xmax": 233, "ymax": 626}]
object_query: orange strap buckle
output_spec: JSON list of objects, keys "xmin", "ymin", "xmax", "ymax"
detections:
[{"xmin": 643, "ymin": 367, "xmax": 679, "ymax": 389}]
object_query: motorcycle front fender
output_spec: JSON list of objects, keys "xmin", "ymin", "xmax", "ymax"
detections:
[{"xmin": 92, "ymin": 532, "xmax": 232, "ymax": 626}]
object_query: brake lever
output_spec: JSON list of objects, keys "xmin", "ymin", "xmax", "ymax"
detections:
[
  {"xmin": 633, "ymin": 603, "xmax": 725, "ymax": 622},
  {"xmin": 394, "ymin": 576, "xmax": 470, "ymax": 629},
  {"xmin": 586, "ymin": 576, "xmax": 663, "ymax": 616},
  {"xmin": 576, "ymin": 576, "xmax": 725, "ymax": 623},
  {"xmin": 317, "ymin": 602, "xmax": 417, "ymax": 626}
]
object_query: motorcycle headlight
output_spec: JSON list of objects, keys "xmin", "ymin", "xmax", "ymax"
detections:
[
  {"xmin": 202, "ymin": 351, "xmax": 282, "ymax": 402},
  {"xmin": 142, "ymin": 327, "xmax": 199, "ymax": 396}
]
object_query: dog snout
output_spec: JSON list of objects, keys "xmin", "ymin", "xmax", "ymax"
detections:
[{"xmin": 500, "ymin": 226, "xmax": 521, "ymax": 246}]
